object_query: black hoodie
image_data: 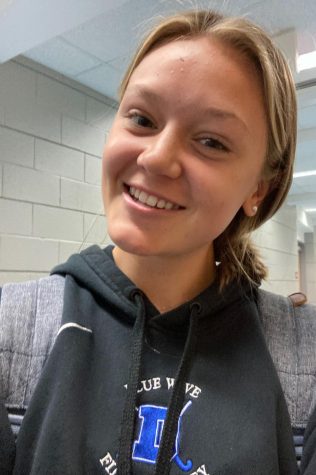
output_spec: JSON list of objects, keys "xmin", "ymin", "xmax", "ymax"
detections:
[
  {"xmin": 0, "ymin": 401, "xmax": 15, "ymax": 474},
  {"xmin": 14, "ymin": 245, "xmax": 297, "ymax": 475}
]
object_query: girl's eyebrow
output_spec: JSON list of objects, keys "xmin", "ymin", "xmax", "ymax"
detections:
[
  {"xmin": 203, "ymin": 107, "xmax": 249, "ymax": 133},
  {"xmin": 125, "ymin": 84, "xmax": 161, "ymax": 103},
  {"xmin": 126, "ymin": 84, "xmax": 249, "ymax": 132}
]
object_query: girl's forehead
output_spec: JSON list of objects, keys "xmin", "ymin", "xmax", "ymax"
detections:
[
  {"xmin": 129, "ymin": 36, "xmax": 260, "ymax": 88},
  {"xmin": 135, "ymin": 37, "xmax": 223, "ymax": 71},
  {"xmin": 125, "ymin": 37, "xmax": 265, "ymax": 114}
]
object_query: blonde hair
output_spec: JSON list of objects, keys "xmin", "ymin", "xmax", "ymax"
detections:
[{"xmin": 119, "ymin": 10, "xmax": 297, "ymax": 289}]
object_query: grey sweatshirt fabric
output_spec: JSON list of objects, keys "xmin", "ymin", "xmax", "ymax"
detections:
[
  {"xmin": 0, "ymin": 275, "xmax": 64, "ymax": 409},
  {"xmin": 257, "ymin": 289, "xmax": 316, "ymax": 429}
]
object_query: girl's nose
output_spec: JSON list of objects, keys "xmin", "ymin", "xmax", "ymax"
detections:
[{"xmin": 136, "ymin": 129, "xmax": 183, "ymax": 179}]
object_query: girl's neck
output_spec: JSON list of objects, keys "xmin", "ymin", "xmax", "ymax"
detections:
[{"xmin": 112, "ymin": 246, "xmax": 216, "ymax": 313}]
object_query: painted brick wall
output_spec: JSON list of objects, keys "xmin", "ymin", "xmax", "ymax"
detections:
[
  {"xmin": 253, "ymin": 205, "xmax": 299, "ymax": 296},
  {"xmin": 303, "ymin": 231, "xmax": 316, "ymax": 304},
  {"xmin": 0, "ymin": 57, "xmax": 116, "ymax": 284}
]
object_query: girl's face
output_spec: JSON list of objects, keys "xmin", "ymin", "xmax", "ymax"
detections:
[{"xmin": 102, "ymin": 37, "xmax": 268, "ymax": 260}]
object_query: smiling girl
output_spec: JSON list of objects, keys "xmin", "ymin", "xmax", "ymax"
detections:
[
  {"xmin": 12, "ymin": 9, "xmax": 300, "ymax": 475},
  {"xmin": 104, "ymin": 35, "xmax": 269, "ymax": 312}
]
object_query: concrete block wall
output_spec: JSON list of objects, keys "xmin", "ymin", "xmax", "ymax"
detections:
[
  {"xmin": 253, "ymin": 205, "xmax": 299, "ymax": 296},
  {"xmin": 0, "ymin": 57, "xmax": 116, "ymax": 285},
  {"xmin": 303, "ymin": 231, "xmax": 316, "ymax": 304}
]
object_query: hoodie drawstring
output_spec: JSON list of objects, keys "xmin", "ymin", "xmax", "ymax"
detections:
[
  {"xmin": 117, "ymin": 294, "xmax": 201, "ymax": 475},
  {"xmin": 117, "ymin": 290, "xmax": 146, "ymax": 475},
  {"xmin": 154, "ymin": 302, "xmax": 200, "ymax": 475}
]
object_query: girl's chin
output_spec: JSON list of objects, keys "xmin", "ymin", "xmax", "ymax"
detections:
[{"xmin": 108, "ymin": 230, "xmax": 159, "ymax": 257}]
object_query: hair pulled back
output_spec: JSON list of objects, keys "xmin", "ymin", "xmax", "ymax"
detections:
[{"xmin": 119, "ymin": 10, "xmax": 297, "ymax": 288}]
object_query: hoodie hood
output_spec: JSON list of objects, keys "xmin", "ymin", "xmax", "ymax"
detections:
[
  {"xmin": 52, "ymin": 244, "xmax": 253, "ymax": 335},
  {"xmin": 52, "ymin": 245, "xmax": 138, "ymax": 323}
]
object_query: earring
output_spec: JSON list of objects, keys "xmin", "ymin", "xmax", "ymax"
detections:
[{"xmin": 252, "ymin": 205, "xmax": 258, "ymax": 215}]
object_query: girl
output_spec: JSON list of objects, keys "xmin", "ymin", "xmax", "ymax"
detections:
[{"xmin": 12, "ymin": 9, "xmax": 301, "ymax": 475}]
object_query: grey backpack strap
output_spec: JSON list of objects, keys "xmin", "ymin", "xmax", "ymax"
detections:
[
  {"xmin": 258, "ymin": 288, "xmax": 316, "ymax": 428},
  {"xmin": 0, "ymin": 275, "xmax": 65, "ymax": 410}
]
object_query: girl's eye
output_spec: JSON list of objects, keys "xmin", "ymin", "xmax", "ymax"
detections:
[
  {"xmin": 130, "ymin": 113, "xmax": 155, "ymax": 129},
  {"xmin": 200, "ymin": 137, "xmax": 227, "ymax": 151}
]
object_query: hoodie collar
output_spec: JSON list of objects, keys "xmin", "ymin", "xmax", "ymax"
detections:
[{"xmin": 52, "ymin": 244, "xmax": 253, "ymax": 329}]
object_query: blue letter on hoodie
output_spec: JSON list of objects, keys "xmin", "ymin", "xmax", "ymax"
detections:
[{"xmin": 132, "ymin": 401, "xmax": 192, "ymax": 471}]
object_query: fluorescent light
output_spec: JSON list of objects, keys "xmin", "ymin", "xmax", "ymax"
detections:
[
  {"xmin": 297, "ymin": 51, "xmax": 316, "ymax": 72},
  {"xmin": 306, "ymin": 208, "xmax": 316, "ymax": 212},
  {"xmin": 293, "ymin": 170, "xmax": 316, "ymax": 178}
]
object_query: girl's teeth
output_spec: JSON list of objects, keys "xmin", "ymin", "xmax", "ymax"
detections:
[
  {"xmin": 146, "ymin": 195, "xmax": 158, "ymax": 207},
  {"xmin": 128, "ymin": 186, "xmax": 178, "ymax": 210},
  {"xmin": 138, "ymin": 191, "xmax": 147, "ymax": 203},
  {"xmin": 156, "ymin": 199, "xmax": 166, "ymax": 209}
]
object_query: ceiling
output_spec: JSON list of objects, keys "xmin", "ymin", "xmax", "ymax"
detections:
[{"xmin": 1, "ymin": 0, "xmax": 316, "ymax": 232}]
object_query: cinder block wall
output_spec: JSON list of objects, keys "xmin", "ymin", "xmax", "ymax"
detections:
[
  {"xmin": 0, "ymin": 57, "xmax": 116, "ymax": 284},
  {"xmin": 253, "ymin": 205, "xmax": 299, "ymax": 296},
  {"xmin": 304, "ymin": 231, "xmax": 316, "ymax": 303}
]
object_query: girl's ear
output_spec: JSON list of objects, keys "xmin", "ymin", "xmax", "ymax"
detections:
[{"xmin": 242, "ymin": 180, "xmax": 270, "ymax": 217}]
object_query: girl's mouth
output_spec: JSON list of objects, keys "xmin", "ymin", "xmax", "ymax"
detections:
[{"xmin": 125, "ymin": 185, "xmax": 183, "ymax": 210}]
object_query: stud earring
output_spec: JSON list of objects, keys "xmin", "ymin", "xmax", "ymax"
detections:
[{"xmin": 252, "ymin": 205, "xmax": 258, "ymax": 215}]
